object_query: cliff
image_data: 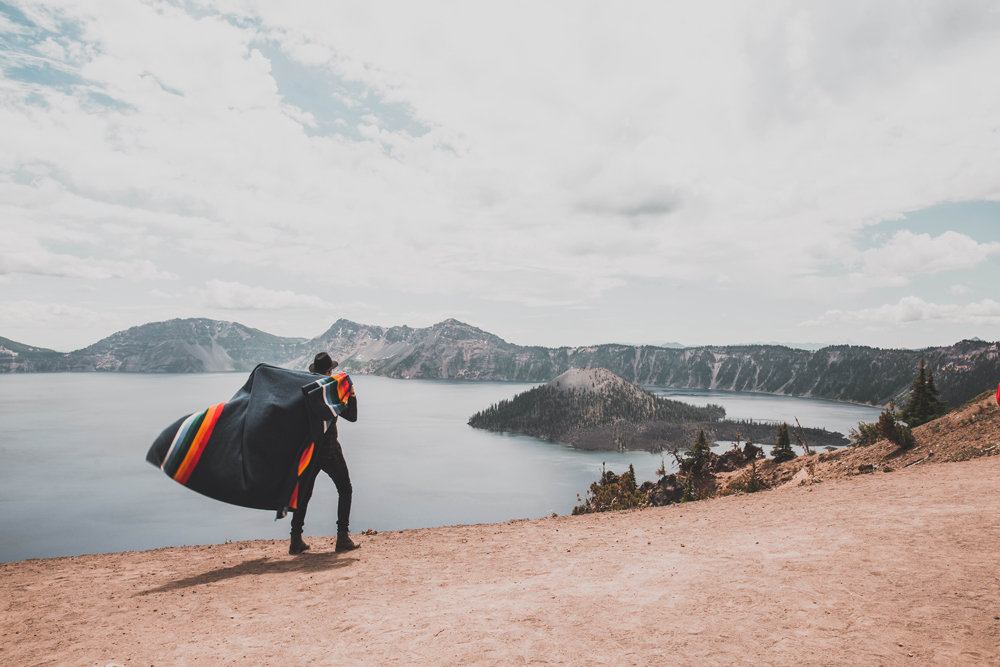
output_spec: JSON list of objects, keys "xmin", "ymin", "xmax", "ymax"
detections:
[{"xmin": 3, "ymin": 317, "xmax": 997, "ymax": 408}]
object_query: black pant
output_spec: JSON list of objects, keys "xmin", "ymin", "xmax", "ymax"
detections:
[{"xmin": 291, "ymin": 439, "xmax": 352, "ymax": 535}]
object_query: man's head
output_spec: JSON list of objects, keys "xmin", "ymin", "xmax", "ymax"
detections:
[{"xmin": 308, "ymin": 352, "xmax": 338, "ymax": 375}]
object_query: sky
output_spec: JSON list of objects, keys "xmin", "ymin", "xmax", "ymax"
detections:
[{"xmin": 1, "ymin": 0, "xmax": 1000, "ymax": 352}]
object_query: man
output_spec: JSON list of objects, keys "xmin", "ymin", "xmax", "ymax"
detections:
[{"xmin": 290, "ymin": 351, "xmax": 360, "ymax": 555}]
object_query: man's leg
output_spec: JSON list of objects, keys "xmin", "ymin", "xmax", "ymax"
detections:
[
  {"xmin": 324, "ymin": 441, "xmax": 359, "ymax": 551},
  {"xmin": 289, "ymin": 466, "xmax": 320, "ymax": 554}
]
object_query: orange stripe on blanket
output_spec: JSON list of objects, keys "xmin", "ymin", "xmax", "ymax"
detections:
[
  {"xmin": 289, "ymin": 483, "xmax": 299, "ymax": 510},
  {"xmin": 175, "ymin": 403, "xmax": 225, "ymax": 485},
  {"xmin": 298, "ymin": 443, "xmax": 314, "ymax": 476}
]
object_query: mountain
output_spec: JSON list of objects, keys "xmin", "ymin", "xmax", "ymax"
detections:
[
  {"xmin": 641, "ymin": 340, "xmax": 688, "ymax": 349},
  {"xmin": 3, "ymin": 318, "xmax": 998, "ymax": 408},
  {"xmin": 0, "ymin": 336, "xmax": 62, "ymax": 372},
  {"xmin": 751, "ymin": 339, "xmax": 857, "ymax": 351},
  {"xmin": 0, "ymin": 319, "xmax": 303, "ymax": 373}
]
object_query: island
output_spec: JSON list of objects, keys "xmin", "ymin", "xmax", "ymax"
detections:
[{"xmin": 468, "ymin": 367, "xmax": 848, "ymax": 451}]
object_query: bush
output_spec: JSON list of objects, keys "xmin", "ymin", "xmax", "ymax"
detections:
[
  {"xmin": 771, "ymin": 423, "xmax": 797, "ymax": 463},
  {"xmin": 729, "ymin": 460, "xmax": 766, "ymax": 494},
  {"xmin": 849, "ymin": 421, "xmax": 880, "ymax": 447},
  {"xmin": 572, "ymin": 464, "xmax": 647, "ymax": 514},
  {"xmin": 878, "ymin": 402, "xmax": 916, "ymax": 449}
]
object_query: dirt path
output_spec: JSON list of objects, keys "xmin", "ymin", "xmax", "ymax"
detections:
[{"xmin": 3, "ymin": 457, "xmax": 999, "ymax": 666}]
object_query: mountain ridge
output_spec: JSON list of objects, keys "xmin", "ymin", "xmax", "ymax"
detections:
[{"xmin": 2, "ymin": 317, "xmax": 997, "ymax": 408}]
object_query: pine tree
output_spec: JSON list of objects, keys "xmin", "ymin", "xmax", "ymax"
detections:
[
  {"xmin": 684, "ymin": 429, "xmax": 712, "ymax": 471},
  {"xmin": 771, "ymin": 423, "xmax": 796, "ymax": 463},
  {"xmin": 925, "ymin": 369, "xmax": 948, "ymax": 421},
  {"xmin": 899, "ymin": 358, "xmax": 928, "ymax": 426},
  {"xmin": 900, "ymin": 358, "xmax": 949, "ymax": 428}
]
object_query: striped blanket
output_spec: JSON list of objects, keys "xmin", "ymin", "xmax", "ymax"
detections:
[{"xmin": 147, "ymin": 364, "xmax": 354, "ymax": 518}]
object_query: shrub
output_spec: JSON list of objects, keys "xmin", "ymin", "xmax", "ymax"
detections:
[
  {"xmin": 730, "ymin": 460, "xmax": 766, "ymax": 494},
  {"xmin": 849, "ymin": 421, "xmax": 880, "ymax": 447},
  {"xmin": 771, "ymin": 423, "xmax": 797, "ymax": 463},
  {"xmin": 878, "ymin": 401, "xmax": 916, "ymax": 449},
  {"xmin": 572, "ymin": 463, "xmax": 647, "ymax": 514}
]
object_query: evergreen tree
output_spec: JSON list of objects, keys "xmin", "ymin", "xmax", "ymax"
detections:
[
  {"xmin": 925, "ymin": 369, "xmax": 948, "ymax": 421},
  {"xmin": 899, "ymin": 358, "xmax": 949, "ymax": 428},
  {"xmin": 770, "ymin": 423, "xmax": 797, "ymax": 463},
  {"xmin": 684, "ymin": 429, "xmax": 712, "ymax": 471}
]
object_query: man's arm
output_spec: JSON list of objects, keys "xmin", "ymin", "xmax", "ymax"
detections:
[{"xmin": 340, "ymin": 395, "xmax": 358, "ymax": 422}]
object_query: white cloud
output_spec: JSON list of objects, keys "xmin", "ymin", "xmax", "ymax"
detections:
[
  {"xmin": 949, "ymin": 284, "xmax": 972, "ymax": 295},
  {"xmin": 804, "ymin": 296, "xmax": 1000, "ymax": 326},
  {"xmin": 0, "ymin": 233, "xmax": 177, "ymax": 281},
  {"xmin": 1, "ymin": 0, "xmax": 999, "ymax": 321},
  {"xmin": 848, "ymin": 231, "xmax": 1000, "ymax": 288},
  {"xmin": 0, "ymin": 300, "xmax": 106, "ymax": 328},
  {"xmin": 201, "ymin": 280, "xmax": 333, "ymax": 310}
]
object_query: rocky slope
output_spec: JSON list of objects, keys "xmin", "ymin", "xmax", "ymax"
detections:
[
  {"xmin": 715, "ymin": 389, "xmax": 1000, "ymax": 496},
  {"xmin": 3, "ymin": 317, "xmax": 997, "ymax": 407}
]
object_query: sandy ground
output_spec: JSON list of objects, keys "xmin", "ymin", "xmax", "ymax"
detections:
[{"xmin": 2, "ymin": 455, "xmax": 999, "ymax": 666}]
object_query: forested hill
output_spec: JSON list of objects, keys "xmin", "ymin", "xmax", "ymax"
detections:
[
  {"xmin": 2, "ymin": 317, "xmax": 997, "ymax": 408},
  {"xmin": 468, "ymin": 368, "xmax": 726, "ymax": 441},
  {"xmin": 467, "ymin": 368, "xmax": 846, "ymax": 452}
]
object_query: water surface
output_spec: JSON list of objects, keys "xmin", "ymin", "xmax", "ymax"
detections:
[{"xmin": 0, "ymin": 373, "xmax": 882, "ymax": 562}]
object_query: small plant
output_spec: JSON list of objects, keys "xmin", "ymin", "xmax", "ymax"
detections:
[
  {"xmin": 849, "ymin": 421, "xmax": 880, "ymax": 447},
  {"xmin": 679, "ymin": 474, "xmax": 697, "ymax": 502},
  {"xmin": 655, "ymin": 453, "xmax": 667, "ymax": 477},
  {"xmin": 771, "ymin": 423, "xmax": 797, "ymax": 463},
  {"xmin": 878, "ymin": 401, "xmax": 916, "ymax": 449},
  {"xmin": 572, "ymin": 463, "xmax": 647, "ymax": 514},
  {"xmin": 730, "ymin": 460, "xmax": 765, "ymax": 494}
]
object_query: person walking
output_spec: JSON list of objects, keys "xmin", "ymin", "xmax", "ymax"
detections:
[{"xmin": 290, "ymin": 351, "xmax": 360, "ymax": 555}]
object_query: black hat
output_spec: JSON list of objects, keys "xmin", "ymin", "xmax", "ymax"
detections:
[{"xmin": 308, "ymin": 352, "xmax": 338, "ymax": 374}]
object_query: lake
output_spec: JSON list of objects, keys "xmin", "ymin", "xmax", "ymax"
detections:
[{"xmin": 0, "ymin": 372, "xmax": 883, "ymax": 562}]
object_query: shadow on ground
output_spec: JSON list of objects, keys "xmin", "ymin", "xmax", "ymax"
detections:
[{"xmin": 137, "ymin": 551, "xmax": 355, "ymax": 596}]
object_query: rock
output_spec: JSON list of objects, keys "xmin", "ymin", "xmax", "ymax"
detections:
[
  {"xmin": 714, "ymin": 449, "xmax": 748, "ymax": 472},
  {"xmin": 743, "ymin": 442, "xmax": 764, "ymax": 461},
  {"xmin": 858, "ymin": 464, "xmax": 874, "ymax": 474},
  {"xmin": 645, "ymin": 474, "xmax": 685, "ymax": 506}
]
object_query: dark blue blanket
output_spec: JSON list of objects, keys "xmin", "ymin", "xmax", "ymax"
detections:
[{"xmin": 146, "ymin": 364, "xmax": 354, "ymax": 518}]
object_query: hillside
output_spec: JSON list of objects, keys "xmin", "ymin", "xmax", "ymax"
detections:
[
  {"xmin": 630, "ymin": 389, "xmax": 1000, "ymax": 506},
  {"xmin": 734, "ymin": 389, "xmax": 1000, "ymax": 490},
  {"xmin": 468, "ymin": 368, "xmax": 845, "ymax": 451},
  {"xmin": 2, "ymin": 316, "xmax": 997, "ymax": 407}
]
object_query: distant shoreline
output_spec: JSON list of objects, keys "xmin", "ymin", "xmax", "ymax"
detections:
[{"xmin": 0, "ymin": 368, "xmax": 890, "ymax": 410}]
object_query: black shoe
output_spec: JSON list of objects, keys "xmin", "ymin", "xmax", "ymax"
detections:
[
  {"xmin": 289, "ymin": 533, "xmax": 310, "ymax": 555},
  {"xmin": 335, "ymin": 532, "xmax": 360, "ymax": 552}
]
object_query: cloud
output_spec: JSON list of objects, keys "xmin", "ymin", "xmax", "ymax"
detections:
[
  {"xmin": 0, "ymin": 233, "xmax": 176, "ymax": 281},
  {"xmin": 848, "ymin": 230, "xmax": 1000, "ymax": 288},
  {"xmin": 201, "ymin": 280, "xmax": 334, "ymax": 310},
  {"xmin": 0, "ymin": 300, "xmax": 106, "ymax": 328},
  {"xmin": 803, "ymin": 296, "xmax": 1000, "ymax": 326},
  {"xmin": 1, "ymin": 0, "xmax": 1000, "ymax": 314},
  {"xmin": 949, "ymin": 284, "xmax": 972, "ymax": 295}
]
